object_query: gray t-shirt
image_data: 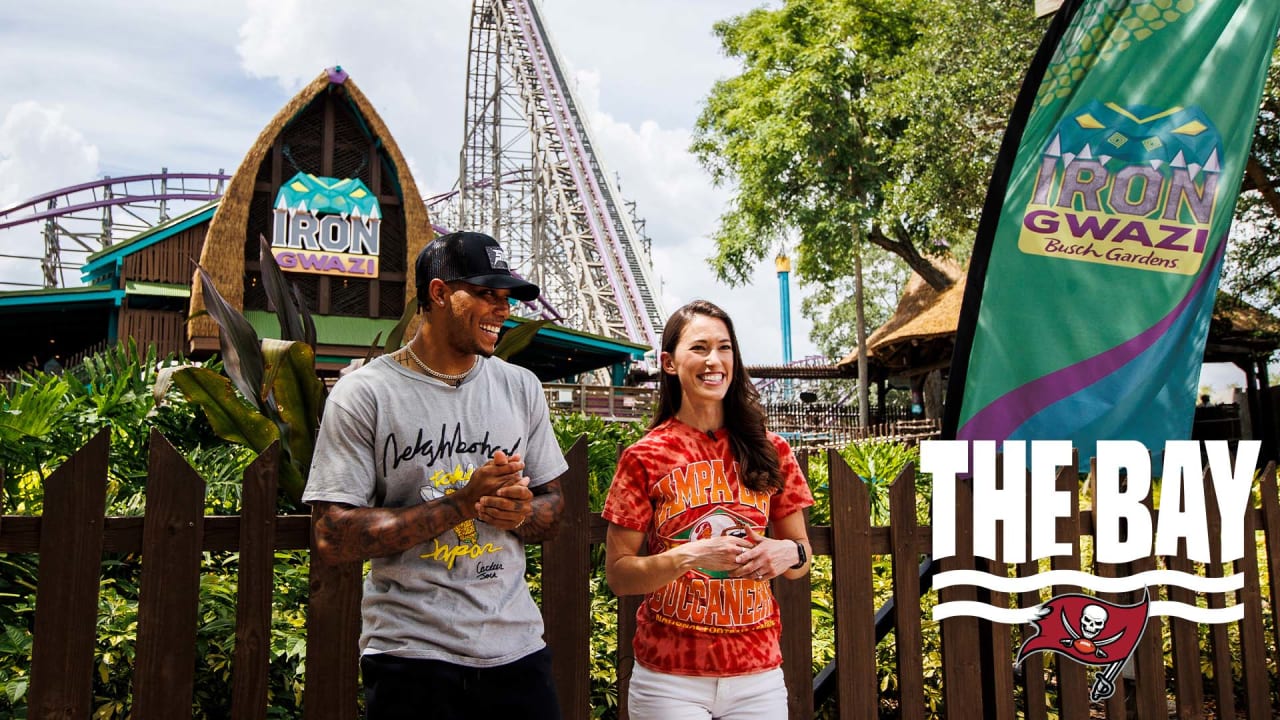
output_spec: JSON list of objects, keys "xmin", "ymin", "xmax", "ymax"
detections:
[{"xmin": 302, "ymin": 353, "xmax": 568, "ymax": 667}]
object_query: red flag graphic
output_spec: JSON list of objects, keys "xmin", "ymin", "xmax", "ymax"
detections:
[{"xmin": 1016, "ymin": 591, "xmax": 1149, "ymax": 668}]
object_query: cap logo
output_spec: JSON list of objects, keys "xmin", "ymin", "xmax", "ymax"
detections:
[{"xmin": 486, "ymin": 246, "xmax": 509, "ymax": 270}]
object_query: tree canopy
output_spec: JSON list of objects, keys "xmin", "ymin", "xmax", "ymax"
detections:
[
  {"xmin": 692, "ymin": 0, "xmax": 1045, "ymax": 294},
  {"xmin": 1226, "ymin": 52, "xmax": 1280, "ymax": 315}
]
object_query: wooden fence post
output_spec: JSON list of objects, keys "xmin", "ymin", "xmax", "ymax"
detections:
[
  {"xmin": 1167, "ymin": 470, "xmax": 1207, "ymax": 718},
  {"xmin": 542, "ymin": 437, "xmax": 591, "ymax": 720},
  {"xmin": 616, "ymin": 594, "xmax": 640, "ymax": 720},
  {"xmin": 231, "ymin": 442, "xmax": 280, "ymax": 720},
  {"xmin": 776, "ymin": 451, "xmax": 814, "ymax": 720},
  {"xmin": 983, "ymin": 457, "xmax": 1015, "ymax": 720},
  {"xmin": 1128, "ymin": 457, "xmax": 1168, "ymax": 719},
  {"xmin": 888, "ymin": 464, "xmax": 924, "ymax": 720},
  {"xmin": 1051, "ymin": 458, "xmax": 1088, "ymax": 720},
  {"xmin": 1236, "ymin": 483, "xmax": 1271, "ymax": 720},
  {"xmin": 1204, "ymin": 461, "xmax": 1238, "ymax": 720},
  {"xmin": 1088, "ymin": 456, "xmax": 1132, "ymax": 719},
  {"xmin": 828, "ymin": 449, "xmax": 876, "ymax": 719},
  {"xmin": 27, "ymin": 429, "xmax": 109, "ymax": 719},
  {"xmin": 1018, "ymin": 468, "xmax": 1048, "ymax": 720},
  {"xmin": 132, "ymin": 430, "xmax": 207, "ymax": 717},
  {"xmin": 940, "ymin": 470, "xmax": 984, "ymax": 718},
  {"xmin": 304, "ymin": 520, "xmax": 363, "ymax": 719},
  {"xmin": 1255, "ymin": 462, "xmax": 1280, "ymax": 688}
]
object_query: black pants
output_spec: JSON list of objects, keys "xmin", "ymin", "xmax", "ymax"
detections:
[{"xmin": 361, "ymin": 647, "xmax": 561, "ymax": 720}]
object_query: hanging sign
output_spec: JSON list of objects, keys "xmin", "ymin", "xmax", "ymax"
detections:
[{"xmin": 270, "ymin": 172, "xmax": 381, "ymax": 277}]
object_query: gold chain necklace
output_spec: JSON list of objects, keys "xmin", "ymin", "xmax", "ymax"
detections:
[{"xmin": 404, "ymin": 346, "xmax": 477, "ymax": 388}]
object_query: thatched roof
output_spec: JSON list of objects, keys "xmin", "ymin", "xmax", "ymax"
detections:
[
  {"xmin": 189, "ymin": 68, "xmax": 434, "ymax": 343},
  {"xmin": 1205, "ymin": 291, "xmax": 1280, "ymax": 361},
  {"xmin": 838, "ymin": 260, "xmax": 964, "ymax": 375}
]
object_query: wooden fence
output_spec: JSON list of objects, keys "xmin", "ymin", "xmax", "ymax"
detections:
[
  {"xmin": 765, "ymin": 406, "xmax": 941, "ymax": 449},
  {"xmin": 2, "ymin": 432, "xmax": 1278, "ymax": 718},
  {"xmin": 543, "ymin": 383, "xmax": 656, "ymax": 422}
]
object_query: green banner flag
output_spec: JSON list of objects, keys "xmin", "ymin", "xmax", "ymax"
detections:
[{"xmin": 944, "ymin": 0, "xmax": 1280, "ymax": 462}]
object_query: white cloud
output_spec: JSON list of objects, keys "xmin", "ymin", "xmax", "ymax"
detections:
[
  {"xmin": 0, "ymin": 101, "xmax": 99, "ymax": 207},
  {"xmin": 569, "ymin": 67, "xmax": 821, "ymax": 364},
  {"xmin": 236, "ymin": 0, "xmax": 470, "ymax": 193},
  {"xmin": 0, "ymin": 102, "xmax": 101, "ymax": 287}
]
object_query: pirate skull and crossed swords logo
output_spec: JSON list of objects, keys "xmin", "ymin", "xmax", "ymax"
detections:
[{"xmin": 1060, "ymin": 603, "xmax": 1125, "ymax": 658}]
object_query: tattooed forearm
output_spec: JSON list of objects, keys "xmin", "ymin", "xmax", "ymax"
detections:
[
  {"xmin": 311, "ymin": 496, "xmax": 471, "ymax": 564},
  {"xmin": 513, "ymin": 478, "xmax": 564, "ymax": 544}
]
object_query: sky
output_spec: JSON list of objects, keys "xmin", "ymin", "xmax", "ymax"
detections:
[
  {"xmin": 0, "ymin": 0, "xmax": 1248, "ymax": 396},
  {"xmin": 0, "ymin": 0, "xmax": 825, "ymax": 368}
]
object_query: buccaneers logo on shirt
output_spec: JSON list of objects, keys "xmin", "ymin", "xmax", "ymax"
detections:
[
  {"xmin": 645, "ymin": 507, "xmax": 774, "ymax": 632},
  {"xmin": 666, "ymin": 508, "xmax": 756, "ymax": 579}
]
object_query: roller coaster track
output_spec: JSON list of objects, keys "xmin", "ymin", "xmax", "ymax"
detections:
[
  {"xmin": 0, "ymin": 170, "xmax": 228, "ymax": 288},
  {"xmin": 437, "ymin": 0, "xmax": 664, "ymax": 347}
]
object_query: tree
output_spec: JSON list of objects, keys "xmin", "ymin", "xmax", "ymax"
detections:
[
  {"xmin": 801, "ymin": 256, "xmax": 905, "ymax": 359},
  {"xmin": 692, "ymin": 0, "xmax": 1045, "ymax": 293},
  {"xmin": 1225, "ymin": 50, "xmax": 1280, "ymax": 314}
]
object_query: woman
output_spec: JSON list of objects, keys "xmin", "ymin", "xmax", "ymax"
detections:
[{"xmin": 603, "ymin": 300, "xmax": 813, "ymax": 720}]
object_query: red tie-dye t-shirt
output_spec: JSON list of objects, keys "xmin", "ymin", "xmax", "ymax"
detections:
[{"xmin": 602, "ymin": 418, "xmax": 814, "ymax": 677}]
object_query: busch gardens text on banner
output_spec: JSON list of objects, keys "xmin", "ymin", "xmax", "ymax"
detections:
[{"xmin": 946, "ymin": 0, "xmax": 1280, "ymax": 463}]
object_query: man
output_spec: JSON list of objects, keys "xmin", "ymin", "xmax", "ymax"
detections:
[{"xmin": 304, "ymin": 231, "xmax": 567, "ymax": 720}]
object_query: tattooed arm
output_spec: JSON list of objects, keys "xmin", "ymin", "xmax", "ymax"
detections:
[
  {"xmin": 476, "ymin": 476, "xmax": 565, "ymax": 543},
  {"xmin": 310, "ymin": 452, "xmax": 526, "ymax": 564},
  {"xmin": 514, "ymin": 478, "xmax": 563, "ymax": 543},
  {"xmin": 311, "ymin": 496, "xmax": 468, "ymax": 564}
]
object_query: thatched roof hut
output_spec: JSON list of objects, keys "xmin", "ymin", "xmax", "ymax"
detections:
[
  {"xmin": 1205, "ymin": 291, "xmax": 1280, "ymax": 362},
  {"xmin": 188, "ymin": 67, "xmax": 434, "ymax": 350},
  {"xmin": 837, "ymin": 260, "xmax": 965, "ymax": 380}
]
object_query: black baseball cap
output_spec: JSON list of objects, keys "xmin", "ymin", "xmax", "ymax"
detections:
[{"xmin": 415, "ymin": 231, "xmax": 540, "ymax": 302}]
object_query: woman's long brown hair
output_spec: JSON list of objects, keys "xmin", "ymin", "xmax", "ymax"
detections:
[{"xmin": 651, "ymin": 300, "xmax": 782, "ymax": 493}]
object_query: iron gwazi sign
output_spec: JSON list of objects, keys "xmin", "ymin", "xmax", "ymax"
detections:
[
  {"xmin": 270, "ymin": 172, "xmax": 381, "ymax": 277},
  {"xmin": 1018, "ymin": 101, "xmax": 1221, "ymax": 276}
]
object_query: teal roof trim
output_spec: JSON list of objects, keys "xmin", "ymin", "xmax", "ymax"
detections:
[
  {"xmin": 81, "ymin": 202, "xmax": 218, "ymax": 283},
  {"xmin": 0, "ymin": 285, "xmax": 123, "ymax": 308},
  {"xmin": 504, "ymin": 317, "xmax": 648, "ymax": 358}
]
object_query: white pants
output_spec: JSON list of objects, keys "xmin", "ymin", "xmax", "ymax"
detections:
[{"xmin": 627, "ymin": 662, "xmax": 787, "ymax": 720}]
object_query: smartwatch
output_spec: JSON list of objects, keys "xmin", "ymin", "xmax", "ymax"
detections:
[{"xmin": 789, "ymin": 539, "xmax": 807, "ymax": 569}]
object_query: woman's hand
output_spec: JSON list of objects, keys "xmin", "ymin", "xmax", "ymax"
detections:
[
  {"xmin": 730, "ymin": 526, "xmax": 800, "ymax": 581},
  {"xmin": 674, "ymin": 534, "xmax": 755, "ymax": 573}
]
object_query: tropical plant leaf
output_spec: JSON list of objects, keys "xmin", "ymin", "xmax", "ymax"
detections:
[
  {"xmin": 365, "ymin": 332, "xmax": 384, "ymax": 364},
  {"xmin": 495, "ymin": 319, "xmax": 552, "ymax": 360},
  {"xmin": 152, "ymin": 364, "xmax": 183, "ymax": 406},
  {"xmin": 196, "ymin": 263, "xmax": 266, "ymax": 410},
  {"xmin": 258, "ymin": 234, "xmax": 305, "ymax": 342},
  {"xmin": 383, "ymin": 296, "xmax": 419, "ymax": 353},
  {"xmin": 291, "ymin": 282, "xmax": 317, "ymax": 348},
  {"xmin": 0, "ymin": 374, "xmax": 77, "ymax": 445},
  {"xmin": 261, "ymin": 338, "xmax": 324, "ymax": 481},
  {"xmin": 170, "ymin": 366, "xmax": 278, "ymax": 451},
  {"xmin": 277, "ymin": 460, "xmax": 306, "ymax": 506}
]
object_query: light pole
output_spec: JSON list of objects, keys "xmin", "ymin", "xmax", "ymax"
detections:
[{"xmin": 776, "ymin": 251, "xmax": 793, "ymax": 402}]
